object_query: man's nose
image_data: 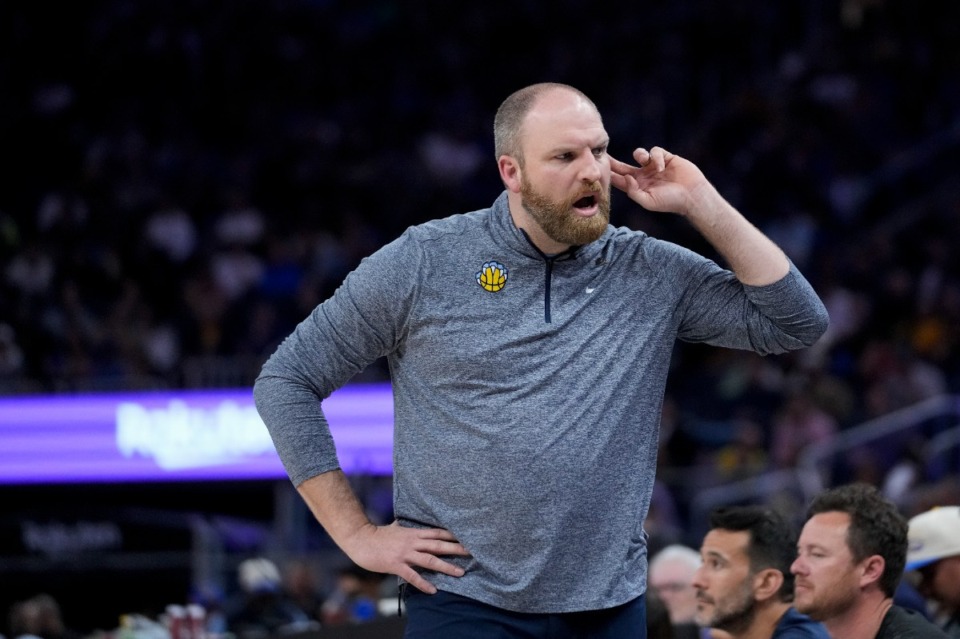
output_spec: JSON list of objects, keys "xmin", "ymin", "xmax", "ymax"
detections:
[
  {"xmin": 579, "ymin": 156, "xmax": 602, "ymax": 183},
  {"xmin": 690, "ymin": 567, "xmax": 706, "ymax": 590},
  {"xmin": 790, "ymin": 557, "xmax": 805, "ymax": 575}
]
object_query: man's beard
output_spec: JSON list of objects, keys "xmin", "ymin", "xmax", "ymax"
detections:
[
  {"xmin": 793, "ymin": 581, "xmax": 858, "ymax": 623},
  {"xmin": 519, "ymin": 175, "xmax": 610, "ymax": 247},
  {"xmin": 696, "ymin": 581, "xmax": 759, "ymax": 635}
]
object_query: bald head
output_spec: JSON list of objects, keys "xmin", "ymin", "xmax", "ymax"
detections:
[{"xmin": 493, "ymin": 83, "xmax": 601, "ymax": 165}]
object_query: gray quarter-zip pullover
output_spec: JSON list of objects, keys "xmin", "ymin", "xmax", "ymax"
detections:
[{"xmin": 254, "ymin": 191, "xmax": 828, "ymax": 613}]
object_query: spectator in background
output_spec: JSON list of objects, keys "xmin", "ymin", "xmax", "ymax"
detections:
[
  {"xmin": 692, "ymin": 505, "xmax": 828, "ymax": 639},
  {"xmin": 6, "ymin": 594, "xmax": 80, "ymax": 639},
  {"xmin": 770, "ymin": 391, "xmax": 837, "ymax": 469},
  {"xmin": 224, "ymin": 557, "xmax": 319, "ymax": 639},
  {"xmin": 143, "ymin": 201, "xmax": 197, "ymax": 266},
  {"xmin": 320, "ymin": 565, "xmax": 390, "ymax": 626},
  {"xmin": 650, "ymin": 544, "xmax": 703, "ymax": 632},
  {"xmin": 280, "ymin": 557, "xmax": 327, "ymax": 624},
  {"xmin": 648, "ymin": 588, "xmax": 691, "ymax": 639},
  {"xmin": 213, "ymin": 190, "xmax": 266, "ymax": 250},
  {"xmin": 0, "ymin": 323, "xmax": 25, "ymax": 377},
  {"xmin": 5, "ymin": 242, "xmax": 55, "ymax": 301},
  {"xmin": 710, "ymin": 414, "xmax": 770, "ymax": 483},
  {"xmin": 905, "ymin": 506, "xmax": 960, "ymax": 638},
  {"xmin": 791, "ymin": 483, "xmax": 947, "ymax": 639}
]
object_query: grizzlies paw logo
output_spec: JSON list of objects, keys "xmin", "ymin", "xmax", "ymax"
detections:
[{"xmin": 476, "ymin": 261, "xmax": 508, "ymax": 292}]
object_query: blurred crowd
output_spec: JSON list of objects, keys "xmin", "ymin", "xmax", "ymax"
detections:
[
  {"xmin": 3, "ymin": 557, "xmax": 401, "ymax": 639},
  {"xmin": 2, "ymin": 0, "xmax": 960, "ymax": 634},
  {"xmin": 5, "ymin": 0, "xmax": 958, "ymax": 499},
  {"xmin": 2, "ymin": 0, "xmax": 959, "ymax": 396}
]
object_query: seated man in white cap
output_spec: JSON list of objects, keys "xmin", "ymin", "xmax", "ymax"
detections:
[
  {"xmin": 906, "ymin": 506, "xmax": 960, "ymax": 639},
  {"xmin": 226, "ymin": 557, "xmax": 320, "ymax": 638}
]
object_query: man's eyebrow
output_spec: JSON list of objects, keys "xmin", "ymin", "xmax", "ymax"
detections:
[
  {"xmin": 704, "ymin": 549, "xmax": 727, "ymax": 561},
  {"xmin": 548, "ymin": 136, "xmax": 609, "ymax": 152}
]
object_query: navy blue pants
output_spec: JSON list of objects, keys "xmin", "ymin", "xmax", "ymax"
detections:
[{"xmin": 403, "ymin": 588, "xmax": 647, "ymax": 639}]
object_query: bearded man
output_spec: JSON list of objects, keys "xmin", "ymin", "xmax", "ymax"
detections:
[
  {"xmin": 255, "ymin": 82, "xmax": 829, "ymax": 638},
  {"xmin": 693, "ymin": 506, "xmax": 828, "ymax": 639}
]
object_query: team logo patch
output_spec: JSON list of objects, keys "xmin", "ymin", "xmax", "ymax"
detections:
[{"xmin": 476, "ymin": 261, "xmax": 508, "ymax": 292}]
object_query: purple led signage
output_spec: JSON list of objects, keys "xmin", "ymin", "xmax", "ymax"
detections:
[{"xmin": 0, "ymin": 384, "xmax": 394, "ymax": 484}]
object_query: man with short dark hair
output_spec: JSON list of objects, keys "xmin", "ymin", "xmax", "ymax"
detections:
[
  {"xmin": 693, "ymin": 505, "xmax": 828, "ymax": 639},
  {"xmin": 791, "ymin": 483, "xmax": 948, "ymax": 639}
]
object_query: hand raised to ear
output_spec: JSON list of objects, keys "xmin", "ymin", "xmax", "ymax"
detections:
[{"xmin": 609, "ymin": 146, "xmax": 711, "ymax": 216}]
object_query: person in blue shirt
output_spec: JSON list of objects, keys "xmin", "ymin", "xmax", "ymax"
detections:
[{"xmin": 693, "ymin": 505, "xmax": 829, "ymax": 639}]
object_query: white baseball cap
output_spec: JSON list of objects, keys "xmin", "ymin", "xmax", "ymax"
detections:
[
  {"xmin": 905, "ymin": 505, "xmax": 960, "ymax": 572},
  {"xmin": 238, "ymin": 557, "xmax": 282, "ymax": 593}
]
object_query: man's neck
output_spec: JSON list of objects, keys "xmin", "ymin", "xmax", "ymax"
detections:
[
  {"xmin": 733, "ymin": 601, "xmax": 792, "ymax": 639},
  {"xmin": 823, "ymin": 596, "xmax": 893, "ymax": 639}
]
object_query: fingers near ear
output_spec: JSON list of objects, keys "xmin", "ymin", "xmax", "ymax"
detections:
[{"xmin": 648, "ymin": 146, "xmax": 669, "ymax": 170}]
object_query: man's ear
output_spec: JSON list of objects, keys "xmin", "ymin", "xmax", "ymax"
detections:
[
  {"xmin": 859, "ymin": 555, "xmax": 886, "ymax": 589},
  {"xmin": 753, "ymin": 568, "xmax": 784, "ymax": 603},
  {"xmin": 498, "ymin": 156, "xmax": 522, "ymax": 193}
]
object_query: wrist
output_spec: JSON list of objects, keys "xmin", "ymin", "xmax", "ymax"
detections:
[{"xmin": 682, "ymin": 179, "xmax": 723, "ymax": 221}]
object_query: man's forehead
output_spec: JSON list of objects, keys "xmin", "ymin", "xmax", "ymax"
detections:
[
  {"xmin": 801, "ymin": 511, "xmax": 851, "ymax": 544},
  {"xmin": 703, "ymin": 529, "xmax": 751, "ymax": 558},
  {"xmin": 529, "ymin": 88, "xmax": 597, "ymax": 118},
  {"xmin": 522, "ymin": 90, "xmax": 606, "ymax": 145}
]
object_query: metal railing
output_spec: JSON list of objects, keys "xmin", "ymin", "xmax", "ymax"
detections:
[
  {"xmin": 797, "ymin": 394, "xmax": 960, "ymax": 493},
  {"xmin": 671, "ymin": 394, "xmax": 960, "ymax": 542}
]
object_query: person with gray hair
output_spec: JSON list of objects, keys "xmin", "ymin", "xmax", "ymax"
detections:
[
  {"xmin": 255, "ymin": 81, "xmax": 828, "ymax": 638},
  {"xmin": 650, "ymin": 545, "xmax": 703, "ymax": 626}
]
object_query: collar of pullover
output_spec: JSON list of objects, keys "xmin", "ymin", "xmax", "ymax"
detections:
[{"xmin": 488, "ymin": 190, "xmax": 610, "ymax": 265}]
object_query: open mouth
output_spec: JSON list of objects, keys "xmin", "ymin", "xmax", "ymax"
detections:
[{"xmin": 573, "ymin": 193, "xmax": 597, "ymax": 212}]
